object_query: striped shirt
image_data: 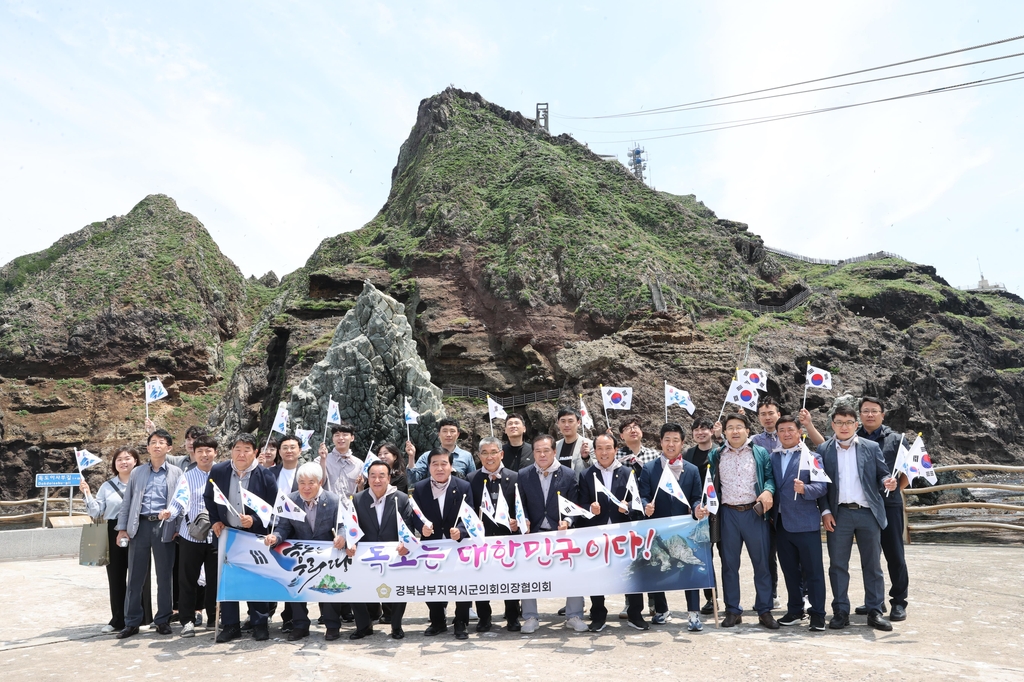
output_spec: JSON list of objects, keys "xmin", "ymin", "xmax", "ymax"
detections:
[{"xmin": 173, "ymin": 466, "xmax": 214, "ymax": 544}]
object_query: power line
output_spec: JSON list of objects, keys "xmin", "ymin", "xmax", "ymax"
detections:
[
  {"xmin": 556, "ymin": 33, "xmax": 1024, "ymax": 120},
  {"xmin": 586, "ymin": 70, "xmax": 1024, "ymax": 144},
  {"xmin": 561, "ymin": 50, "xmax": 1024, "ymax": 134}
]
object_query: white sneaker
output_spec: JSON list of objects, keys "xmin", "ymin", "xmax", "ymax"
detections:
[
  {"xmin": 521, "ymin": 617, "xmax": 540, "ymax": 634},
  {"xmin": 100, "ymin": 624, "xmax": 116, "ymax": 634},
  {"xmin": 181, "ymin": 622, "xmax": 195, "ymax": 638},
  {"xmin": 566, "ymin": 616, "xmax": 589, "ymax": 632}
]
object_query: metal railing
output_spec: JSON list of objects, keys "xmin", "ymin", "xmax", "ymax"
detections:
[
  {"xmin": 442, "ymin": 386, "xmax": 562, "ymax": 407},
  {"xmin": 0, "ymin": 495, "xmax": 89, "ymax": 525},
  {"xmin": 902, "ymin": 464, "xmax": 1024, "ymax": 540},
  {"xmin": 763, "ymin": 246, "xmax": 905, "ymax": 266}
]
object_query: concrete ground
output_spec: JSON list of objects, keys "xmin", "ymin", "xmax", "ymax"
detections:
[{"xmin": 2, "ymin": 543, "xmax": 1022, "ymax": 682}]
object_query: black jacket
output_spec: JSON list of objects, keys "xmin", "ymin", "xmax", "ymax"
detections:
[
  {"xmin": 578, "ymin": 463, "xmax": 643, "ymax": 526},
  {"xmin": 411, "ymin": 476, "xmax": 474, "ymax": 540},
  {"xmin": 517, "ymin": 464, "xmax": 579, "ymax": 532},
  {"xmin": 204, "ymin": 461, "xmax": 279, "ymax": 535},
  {"xmin": 353, "ymin": 489, "xmax": 422, "ymax": 542},
  {"xmin": 469, "ymin": 468, "xmax": 519, "ymax": 536}
]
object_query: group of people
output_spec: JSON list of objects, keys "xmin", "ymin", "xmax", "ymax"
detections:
[{"xmin": 81, "ymin": 394, "xmax": 912, "ymax": 643}]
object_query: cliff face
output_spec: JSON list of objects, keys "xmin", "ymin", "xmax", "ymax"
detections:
[{"xmin": 2, "ymin": 89, "xmax": 1023, "ymax": 502}]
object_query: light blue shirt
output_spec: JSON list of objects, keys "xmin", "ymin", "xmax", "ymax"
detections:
[
  {"xmin": 140, "ymin": 463, "xmax": 169, "ymax": 515},
  {"xmin": 408, "ymin": 446, "xmax": 475, "ymax": 486},
  {"xmin": 779, "ymin": 448, "xmax": 798, "ymax": 476}
]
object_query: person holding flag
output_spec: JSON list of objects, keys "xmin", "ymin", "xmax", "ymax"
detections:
[
  {"xmin": 316, "ymin": 423, "xmax": 364, "ymax": 501},
  {"xmin": 345, "ymin": 458, "xmax": 426, "ymax": 640},
  {"xmin": 411, "ymin": 448, "xmax": 475, "ymax": 639},
  {"xmin": 853, "ymin": 397, "xmax": 910, "ymax": 623},
  {"xmin": 812, "ymin": 404, "xmax": 898, "ymax": 632},
  {"xmin": 264, "ymin": 462, "xmax": 347, "ymax": 642},
  {"xmin": 204, "ymin": 433, "xmax": 279, "ymax": 643},
  {"xmin": 752, "ymin": 396, "xmax": 785, "ymax": 611},
  {"xmin": 469, "ymin": 437, "xmax": 522, "ymax": 633},
  {"xmin": 639, "ymin": 424, "xmax": 706, "ymax": 631},
  {"xmin": 768, "ymin": 416, "xmax": 829, "ymax": 631},
  {"xmin": 579, "ymin": 432, "xmax": 647, "ymax": 632},
  {"xmin": 706, "ymin": 412, "xmax": 778, "ymax": 630},
  {"xmin": 113, "ymin": 429, "xmax": 183, "ymax": 640},
  {"xmin": 516, "ymin": 434, "xmax": 588, "ymax": 634},
  {"xmin": 166, "ymin": 435, "xmax": 219, "ymax": 638},
  {"xmin": 683, "ymin": 416, "xmax": 722, "ymax": 615},
  {"xmin": 554, "ymin": 406, "xmax": 593, "ymax": 474}
]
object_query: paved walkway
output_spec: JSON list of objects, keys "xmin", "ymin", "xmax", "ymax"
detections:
[{"xmin": 2, "ymin": 543, "xmax": 1022, "ymax": 681}]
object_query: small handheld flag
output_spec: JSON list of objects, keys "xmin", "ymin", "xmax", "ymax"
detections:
[
  {"xmin": 593, "ymin": 474, "xmax": 625, "ymax": 509},
  {"xmin": 295, "ymin": 429, "xmax": 314, "ymax": 452},
  {"xmin": 239, "ymin": 487, "xmax": 274, "ymax": 527},
  {"xmin": 556, "ymin": 491, "xmax": 594, "ymax": 519},
  {"xmin": 579, "ymin": 395, "xmax": 594, "ymax": 430},
  {"xmin": 725, "ymin": 378, "xmax": 760, "ymax": 414},
  {"xmin": 665, "ymin": 383, "xmax": 696, "ymax": 415},
  {"xmin": 361, "ymin": 442, "xmax": 380, "ymax": 478},
  {"xmin": 479, "ymin": 485, "xmax": 497, "ymax": 520},
  {"xmin": 624, "ymin": 469, "xmax": 646, "ymax": 514},
  {"xmin": 170, "ymin": 475, "xmax": 191, "ymax": 512},
  {"xmin": 487, "ymin": 396, "xmax": 507, "ymax": 421},
  {"xmin": 396, "ymin": 499, "xmax": 419, "ymax": 545},
  {"xmin": 404, "ymin": 397, "xmax": 419, "ymax": 425},
  {"xmin": 799, "ymin": 443, "xmax": 831, "ymax": 483},
  {"xmin": 408, "ymin": 495, "xmax": 433, "ymax": 530},
  {"xmin": 805, "ymin": 365, "xmax": 833, "ymax": 390},
  {"xmin": 493, "ymin": 487, "xmax": 512, "ymax": 530},
  {"xmin": 458, "ymin": 497, "xmax": 486, "ymax": 539},
  {"xmin": 739, "ymin": 368, "xmax": 770, "ymax": 392},
  {"xmin": 326, "ymin": 399, "xmax": 342, "ymax": 426},
  {"xmin": 337, "ymin": 495, "xmax": 365, "ymax": 546},
  {"xmin": 657, "ymin": 462, "xmax": 690, "ymax": 507},
  {"xmin": 75, "ymin": 448, "xmax": 103, "ymax": 471},
  {"xmin": 145, "ymin": 379, "xmax": 169, "ymax": 404},
  {"xmin": 270, "ymin": 403, "xmax": 289, "ymax": 435},
  {"xmin": 273, "ymin": 489, "xmax": 307, "ymax": 522},
  {"xmin": 514, "ymin": 483, "xmax": 529, "ymax": 534},
  {"xmin": 701, "ymin": 466, "xmax": 719, "ymax": 515},
  {"xmin": 210, "ymin": 481, "xmax": 241, "ymax": 517},
  {"xmin": 601, "ymin": 386, "xmax": 633, "ymax": 410},
  {"xmin": 906, "ymin": 434, "xmax": 937, "ymax": 485}
]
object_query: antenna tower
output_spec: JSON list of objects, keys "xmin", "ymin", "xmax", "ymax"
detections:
[{"xmin": 627, "ymin": 144, "xmax": 647, "ymax": 183}]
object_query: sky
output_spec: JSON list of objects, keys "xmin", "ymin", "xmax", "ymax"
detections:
[{"xmin": 2, "ymin": 1, "xmax": 1022, "ymax": 295}]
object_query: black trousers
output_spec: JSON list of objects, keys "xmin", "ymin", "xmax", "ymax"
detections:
[
  {"xmin": 177, "ymin": 538, "xmax": 217, "ymax": 625},
  {"xmin": 355, "ymin": 602, "xmax": 404, "ymax": 631},
  {"xmin": 776, "ymin": 521, "xmax": 826, "ymax": 618},
  {"xmin": 591, "ymin": 594, "xmax": 642, "ymax": 622},
  {"xmin": 106, "ymin": 519, "xmax": 151, "ymax": 629},
  {"xmin": 474, "ymin": 599, "xmax": 520, "ymax": 625},
  {"xmin": 881, "ymin": 504, "xmax": 910, "ymax": 608},
  {"xmin": 768, "ymin": 522, "xmax": 779, "ymax": 599},
  {"xmin": 427, "ymin": 601, "xmax": 470, "ymax": 628},
  {"xmin": 293, "ymin": 602, "xmax": 339, "ymax": 631}
]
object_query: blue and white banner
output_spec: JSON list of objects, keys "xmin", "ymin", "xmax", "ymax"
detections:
[{"xmin": 216, "ymin": 516, "xmax": 713, "ymax": 603}]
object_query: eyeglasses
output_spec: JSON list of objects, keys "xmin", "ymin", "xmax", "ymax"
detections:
[
  {"xmin": 860, "ymin": 409, "xmax": 882, "ymax": 416},
  {"xmin": 724, "ymin": 426, "xmax": 747, "ymax": 432},
  {"xmin": 832, "ymin": 420, "xmax": 858, "ymax": 427}
]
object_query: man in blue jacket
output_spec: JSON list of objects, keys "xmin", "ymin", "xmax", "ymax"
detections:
[
  {"xmin": 205, "ymin": 433, "xmax": 279, "ymax": 643},
  {"xmin": 815, "ymin": 405, "xmax": 897, "ymax": 631},
  {"xmin": 639, "ymin": 423, "xmax": 706, "ymax": 631},
  {"xmin": 708, "ymin": 412, "xmax": 778, "ymax": 629},
  {"xmin": 770, "ymin": 415, "xmax": 828, "ymax": 631}
]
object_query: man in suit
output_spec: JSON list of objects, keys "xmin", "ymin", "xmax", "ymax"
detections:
[
  {"xmin": 640, "ymin": 423, "xmax": 706, "ymax": 631},
  {"xmin": 815, "ymin": 405, "xmax": 898, "ymax": 631},
  {"xmin": 346, "ymin": 459, "xmax": 425, "ymax": 640},
  {"xmin": 707, "ymin": 412, "xmax": 779, "ymax": 630},
  {"xmin": 580, "ymin": 432, "xmax": 646, "ymax": 632},
  {"xmin": 412, "ymin": 448, "xmax": 474, "ymax": 639},
  {"xmin": 206, "ymin": 433, "xmax": 279, "ymax": 643},
  {"xmin": 518, "ymin": 434, "xmax": 588, "ymax": 634},
  {"xmin": 684, "ymin": 416, "xmax": 721, "ymax": 615},
  {"xmin": 267, "ymin": 434, "xmax": 304, "ymax": 631},
  {"xmin": 855, "ymin": 396, "xmax": 910, "ymax": 622},
  {"xmin": 770, "ymin": 415, "xmax": 828, "ymax": 631},
  {"xmin": 114, "ymin": 429, "xmax": 183, "ymax": 639},
  {"xmin": 554, "ymin": 407, "xmax": 593, "ymax": 475},
  {"xmin": 469, "ymin": 437, "xmax": 522, "ymax": 632},
  {"xmin": 264, "ymin": 462, "xmax": 346, "ymax": 641}
]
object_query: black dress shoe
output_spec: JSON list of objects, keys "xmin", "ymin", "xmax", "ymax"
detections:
[
  {"xmin": 758, "ymin": 612, "xmax": 780, "ymax": 630},
  {"xmin": 154, "ymin": 622, "xmax": 173, "ymax": 635},
  {"xmin": 216, "ymin": 624, "xmax": 241, "ymax": 643},
  {"xmin": 340, "ymin": 612, "xmax": 355, "ymax": 623},
  {"xmin": 454, "ymin": 628, "xmax": 469, "ymax": 640},
  {"xmin": 720, "ymin": 612, "xmax": 743, "ymax": 628},
  {"xmin": 324, "ymin": 628, "xmax": 341, "ymax": 641},
  {"xmin": 116, "ymin": 625, "xmax": 140, "ymax": 639},
  {"xmin": 475, "ymin": 619, "xmax": 492, "ymax": 633},
  {"xmin": 855, "ymin": 604, "xmax": 886, "ymax": 615},
  {"xmin": 281, "ymin": 620, "xmax": 293, "ymax": 632},
  {"xmin": 253, "ymin": 625, "xmax": 270, "ymax": 641},
  {"xmin": 700, "ymin": 599, "xmax": 715, "ymax": 615},
  {"xmin": 867, "ymin": 610, "xmax": 893, "ymax": 631},
  {"xmin": 391, "ymin": 627, "xmax": 405, "ymax": 640},
  {"xmin": 557, "ymin": 607, "xmax": 567, "ymax": 616},
  {"xmin": 506, "ymin": 621, "xmax": 522, "ymax": 632},
  {"xmin": 889, "ymin": 605, "xmax": 907, "ymax": 621},
  {"xmin": 287, "ymin": 628, "xmax": 309, "ymax": 641},
  {"xmin": 828, "ymin": 612, "xmax": 849, "ymax": 630},
  {"xmin": 240, "ymin": 618, "xmax": 253, "ymax": 631},
  {"xmin": 349, "ymin": 626, "xmax": 374, "ymax": 640},
  {"xmin": 423, "ymin": 623, "xmax": 448, "ymax": 636}
]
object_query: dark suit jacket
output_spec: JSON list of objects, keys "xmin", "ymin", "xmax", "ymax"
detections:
[
  {"xmin": 517, "ymin": 464, "xmax": 579, "ymax": 531},
  {"xmin": 269, "ymin": 464, "xmax": 301, "ymax": 494},
  {"xmin": 353, "ymin": 489, "xmax": 422, "ymax": 542},
  {"xmin": 275, "ymin": 490, "xmax": 340, "ymax": 542},
  {"xmin": 638, "ymin": 457, "xmax": 701, "ymax": 519},
  {"xmin": 469, "ymin": 468, "xmax": 518, "ymax": 536},
  {"xmin": 412, "ymin": 476, "xmax": 474, "ymax": 540},
  {"xmin": 579, "ymin": 463, "xmax": 642, "ymax": 525},
  {"xmin": 770, "ymin": 449, "xmax": 827, "ymax": 533},
  {"xmin": 816, "ymin": 437, "xmax": 890, "ymax": 530},
  {"xmin": 204, "ymin": 461, "xmax": 279, "ymax": 535}
]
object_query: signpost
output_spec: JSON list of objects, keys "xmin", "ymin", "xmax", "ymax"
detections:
[{"xmin": 35, "ymin": 473, "xmax": 82, "ymax": 529}]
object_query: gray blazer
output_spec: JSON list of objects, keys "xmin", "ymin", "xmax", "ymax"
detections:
[
  {"xmin": 554, "ymin": 436, "xmax": 594, "ymax": 475},
  {"xmin": 274, "ymin": 490, "xmax": 340, "ymax": 542},
  {"xmin": 816, "ymin": 437, "xmax": 890, "ymax": 530},
  {"xmin": 115, "ymin": 460, "xmax": 184, "ymax": 542}
]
